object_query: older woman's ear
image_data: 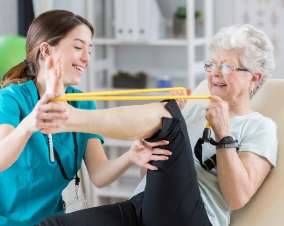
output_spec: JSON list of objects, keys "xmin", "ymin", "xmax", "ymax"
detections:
[{"xmin": 250, "ymin": 71, "xmax": 263, "ymax": 90}]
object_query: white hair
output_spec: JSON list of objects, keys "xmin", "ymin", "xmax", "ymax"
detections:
[{"xmin": 208, "ymin": 24, "xmax": 275, "ymax": 96}]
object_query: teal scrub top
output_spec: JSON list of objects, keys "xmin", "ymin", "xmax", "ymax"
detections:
[{"xmin": 0, "ymin": 81, "xmax": 104, "ymax": 226}]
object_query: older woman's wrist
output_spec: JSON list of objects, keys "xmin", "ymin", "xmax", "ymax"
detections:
[{"xmin": 215, "ymin": 131, "xmax": 232, "ymax": 142}]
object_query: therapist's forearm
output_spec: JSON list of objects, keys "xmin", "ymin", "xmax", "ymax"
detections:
[
  {"xmin": 0, "ymin": 123, "xmax": 32, "ymax": 172},
  {"xmin": 65, "ymin": 102, "xmax": 171, "ymax": 140}
]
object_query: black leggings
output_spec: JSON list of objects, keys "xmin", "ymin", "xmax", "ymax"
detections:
[{"xmin": 37, "ymin": 100, "xmax": 212, "ymax": 226}]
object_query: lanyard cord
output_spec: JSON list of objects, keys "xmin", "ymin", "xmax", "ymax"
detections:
[
  {"xmin": 53, "ymin": 133, "xmax": 80, "ymax": 187},
  {"xmin": 35, "ymin": 84, "xmax": 80, "ymax": 191}
]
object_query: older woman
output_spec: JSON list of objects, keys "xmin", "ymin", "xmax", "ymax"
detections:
[{"xmin": 38, "ymin": 24, "xmax": 277, "ymax": 226}]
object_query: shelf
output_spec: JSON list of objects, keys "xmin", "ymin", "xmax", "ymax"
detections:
[
  {"xmin": 84, "ymin": 0, "xmax": 213, "ymax": 207},
  {"xmin": 193, "ymin": 37, "xmax": 208, "ymax": 46},
  {"xmin": 92, "ymin": 88, "xmax": 172, "ymax": 94},
  {"xmin": 93, "ymin": 37, "xmax": 209, "ymax": 46},
  {"xmin": 93, "ymin": 38, "xmax": 189, "ymax": 46},
  {"xmin": 93, "ymin": 37, "xmax": 208, "ymax": 46},
  {"xmin": 104, "ymin": 138, "xmax": 133, "ymax": 148}
]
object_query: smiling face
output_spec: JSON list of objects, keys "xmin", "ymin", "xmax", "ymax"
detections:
[
  {"xmin": 207, "ymin": 50, "xmax": 254, "ymax": 103},
  {"xmin": 49, "ymin": 24, "xmax": 92, "ymax": 87}
]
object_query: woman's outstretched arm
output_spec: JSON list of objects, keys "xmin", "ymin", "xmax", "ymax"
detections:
[{"xmin": 48, "ymin": 102, "xmax": 171, "ymax": 140}]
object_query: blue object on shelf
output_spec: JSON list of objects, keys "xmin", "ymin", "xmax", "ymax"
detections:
[{"xmin": 156, "ymin": 76, "xmax": 173, "ymax": 88}]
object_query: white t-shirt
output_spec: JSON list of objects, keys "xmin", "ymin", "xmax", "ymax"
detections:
[{"xmin": 131, "ymin": 103, "xmax": 278, "ymax": 226}]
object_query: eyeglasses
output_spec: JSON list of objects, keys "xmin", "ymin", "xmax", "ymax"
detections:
[{"xmin": 204, "ymin": 61, "xmax": 251, "ymax": 75}]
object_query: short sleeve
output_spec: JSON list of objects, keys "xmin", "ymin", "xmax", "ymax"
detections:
[
  {"xmin": 238, "ymin": 116, "xmax": 278, "ymax": 169},
  {"xmin": 0, "ymin": 92, "xmax": 20, "ymax": 128}
]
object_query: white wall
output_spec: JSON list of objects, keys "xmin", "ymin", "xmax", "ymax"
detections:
[
  {"xmin": 0, "ymin": 0, "xmax": 18, "ymax": 36},
  {"xmin": 214, "ymin": 0, "xmax": 235, "ymax": 32},
  {"xmin": 51, "ymin": 0, "xmax": 88, "ymax": 91},
  {"xmin": 0, "ymin": 0, "xmax": 282, "ymax": 81},
  {"xmin": 52, "ymin": 0, "xmax": 86, "ymax": 17},
  {"xmin": 213, "ymin": 0, "xmax": 283, "ymax": 79}
]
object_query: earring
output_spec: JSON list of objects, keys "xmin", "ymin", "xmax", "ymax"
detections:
[{"xmin": 249, "ymin": 88, "xmax": 254, "ymax": 98}]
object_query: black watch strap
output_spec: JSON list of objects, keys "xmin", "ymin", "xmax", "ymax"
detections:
[{"xmin": 215, "ymin": 136, "xmax": 239, "ymax": 150}]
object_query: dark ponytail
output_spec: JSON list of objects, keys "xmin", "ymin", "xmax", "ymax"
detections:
[{"xmin": 0, "ymin": 61, "xmax": 36, "ymax": 88}]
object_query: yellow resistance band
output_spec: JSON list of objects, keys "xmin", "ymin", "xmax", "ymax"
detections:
[
  {"xmin": 52, "ymin": 87, "xmax": 212, "ymax": 101},
  {"xmin": 52, "ymin": 86, "xmax": 212, "ymax": 130}
]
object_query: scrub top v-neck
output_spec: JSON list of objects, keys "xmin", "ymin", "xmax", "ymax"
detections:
[{"xmin": 0, "ymin": 81, "xmax": 104, "ymax": 226}]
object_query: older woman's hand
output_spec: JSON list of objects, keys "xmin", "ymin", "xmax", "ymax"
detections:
[
  {"xmin": 168, "ymin": 88, "xmax": 191, "ymax": 110},
  {"xmin": 205, "ymin": 96, "xmax": 232, "ymax": 141}
]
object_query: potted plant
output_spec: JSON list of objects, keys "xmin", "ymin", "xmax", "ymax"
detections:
[
  {"xmin": 173, "ymin": 6, "xmax": 187, "ymax": 39},
  {"xmin": 173, "ymin": 7, "xmax": 203, "ymax": 38}
]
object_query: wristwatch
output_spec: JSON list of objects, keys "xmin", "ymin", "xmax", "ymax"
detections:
[{"xmin": 215, "ymin": 136, "xmax": 239, "ymax": 150}]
